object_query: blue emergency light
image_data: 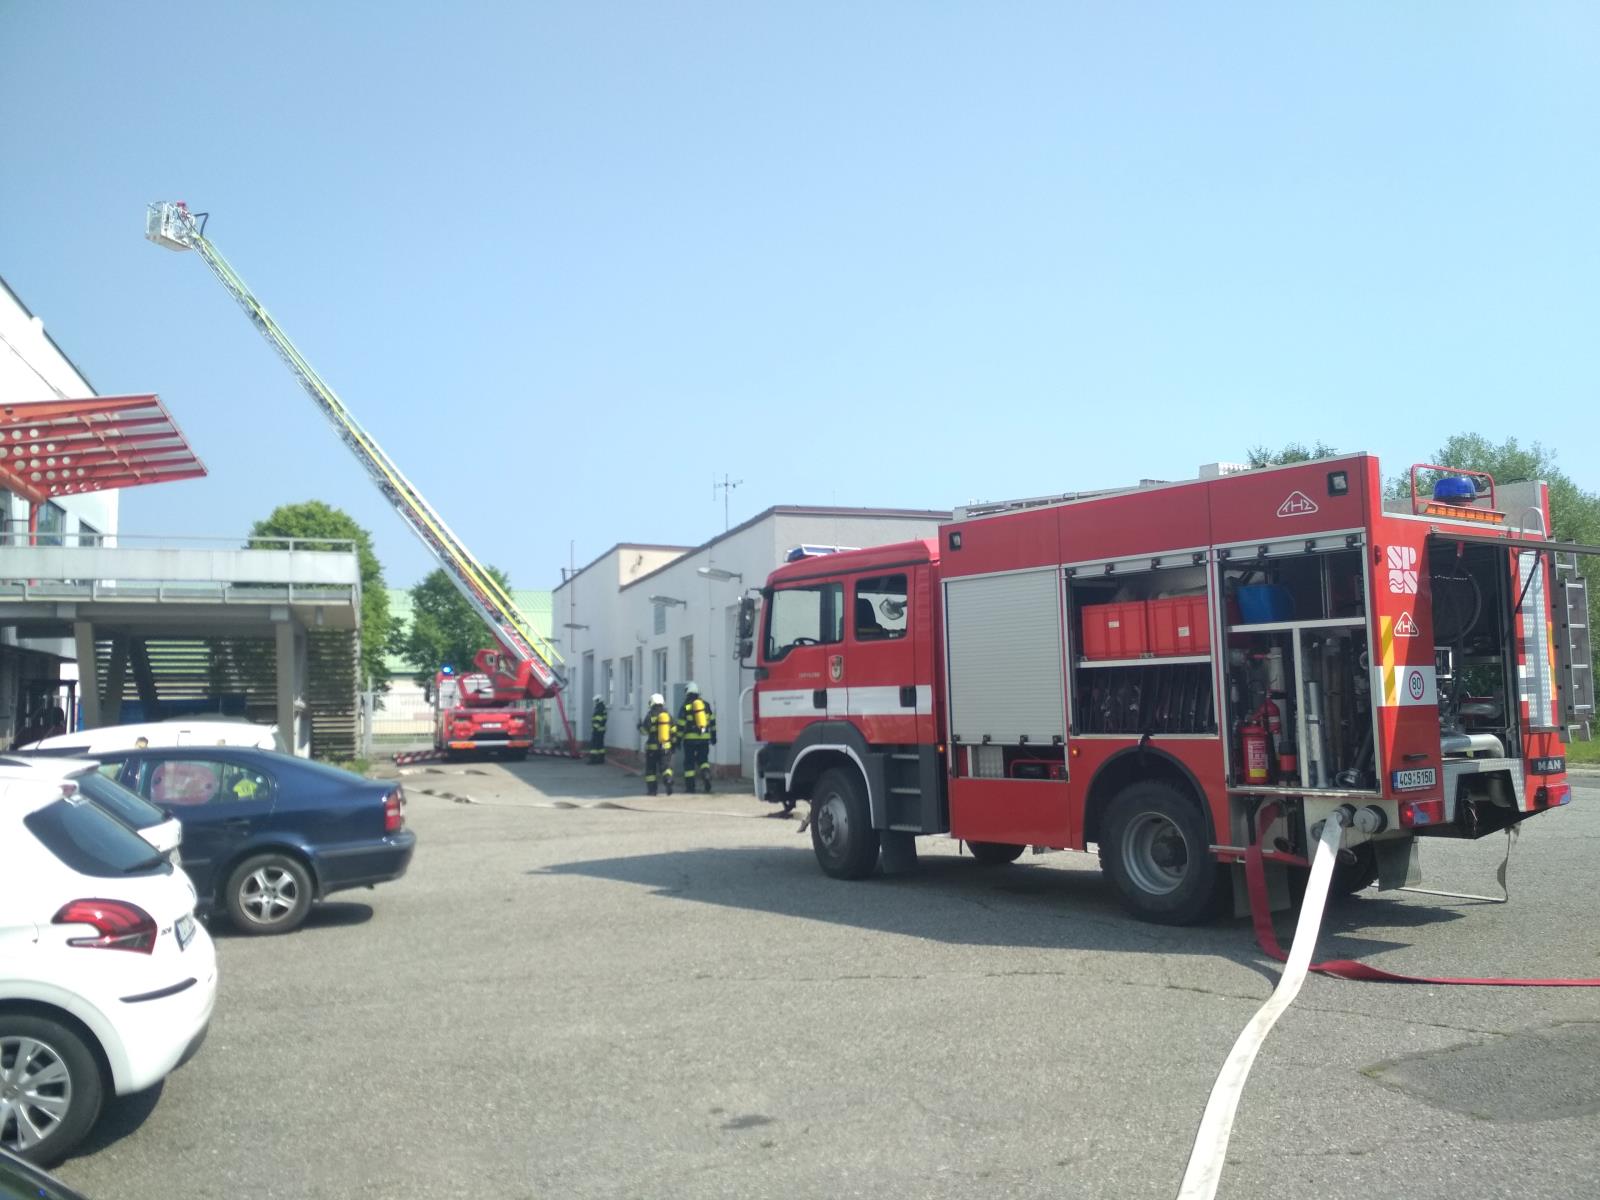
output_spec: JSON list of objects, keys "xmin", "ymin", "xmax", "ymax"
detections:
[{"xmin": 1432, "ymin": 475, "xmax": 1478, "ymax": 504}]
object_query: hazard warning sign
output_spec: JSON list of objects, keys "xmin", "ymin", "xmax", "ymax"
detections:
[
  {"xmin": 1394, "ymin": 611, "xmax": 1420, "ymax": 638},
  {"xmin": 1276, "ymin": 491, "xmax": 1320, "ymax": 518}
]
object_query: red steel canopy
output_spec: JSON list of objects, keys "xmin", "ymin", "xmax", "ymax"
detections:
[{"xmin": 0, "ymin": 394, "xmax": 206, "ymax": 505}]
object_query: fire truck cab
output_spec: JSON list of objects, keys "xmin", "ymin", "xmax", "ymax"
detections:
[{"xmin": 751, "ymin": 455, "xmax": 1594, "ymax": 924}]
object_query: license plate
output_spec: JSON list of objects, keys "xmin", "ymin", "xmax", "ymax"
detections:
[
  {"xmin": 175, "ymin": 914, "xmax": 195, "ymax": 951},
  {"xmin": 1392, "ymin": 768, "xmax": 1437, "ymax": 791},
  {"xmin": 1530, "ymin": 756, "xmax": 1566, "ymax": 775},
  {"xmin": 481, "ymin": 723, "xmax": 503, "ymax": 730}
]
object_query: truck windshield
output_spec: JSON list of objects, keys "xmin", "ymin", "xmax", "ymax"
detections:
[{"xmin": 765, "ymin": 583, "xmax": 843, "ymax": 659}]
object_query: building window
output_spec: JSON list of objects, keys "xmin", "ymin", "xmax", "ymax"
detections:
[
  {"xmin": 653, "ymin": 648, "xmax": 668, "ymax": 697},
  {"xmin": 76, "ymin": 519, "xmax": 100, "ymax": 548},
  {"xmin": 35, "ymin": 501, "xmax": 65, "ymax": 547},
  {"xmin": 621, "ymin": 655, "xmax": 635, "ymax": 707},
  {"xmin": 853, "ymin": 574, "xmax": 909, "ymax": 640},
  {"xmin": 679, "ymin": 635, "xmax": 694, "ymax": 684},
  {"xmin": 601, "ymin": 659, "xmax": 614, "ymax": 708},
  {"xmin": 653, "ymin": 603, "xmax": 667, "ymax": 636},
  {"xmin": 765, "ymin": 582, "xmax": 844, "ymax": 660}
]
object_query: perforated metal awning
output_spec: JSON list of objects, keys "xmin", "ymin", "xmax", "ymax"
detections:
[{"xmin": 0, "ymin": 394, "xmax": 206, "ymax": 504}]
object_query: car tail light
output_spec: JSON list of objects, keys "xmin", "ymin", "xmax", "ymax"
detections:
[
  {"xmin": 1398, "ymin": 798, "xmax": 1446, "ymax": 828},
  {"xmin": 52, "ymin": 899, "xmax": 157, "ymax": 953},
  {"xmin": 384, "ymin": 787, "xmax": 405, "ymax": 833}
]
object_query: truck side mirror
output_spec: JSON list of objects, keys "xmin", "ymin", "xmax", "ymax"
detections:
[
  {"xmin": 737, "ymin": 595, "xmax": 757, "ymax": 642},
  {"xmin": 739, "ymin": 636, "xmax": 754, "ymax": 662}
]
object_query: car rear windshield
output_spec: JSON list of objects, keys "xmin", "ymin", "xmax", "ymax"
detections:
[
  {"xmin": 77, "ymin": 771, "xmax": 167, "ymax": 830},
  {"xmin": 24, "ymin": 797, "xmax": 171, "ymax": 878}
]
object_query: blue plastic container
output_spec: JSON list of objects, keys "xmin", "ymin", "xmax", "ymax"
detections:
[{"xmin": 1236, "ymin": 584, "xmax": 1293, "ymax": 624}]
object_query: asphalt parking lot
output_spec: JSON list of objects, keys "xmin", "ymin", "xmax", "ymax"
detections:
[{"xmin": 55, "ymin": 762, "xmax": 1600, "ymax": 1200}]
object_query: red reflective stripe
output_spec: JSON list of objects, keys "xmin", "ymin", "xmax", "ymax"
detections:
[{"xmin": 1246, "ymin": 802, "xmax": 1600, "ymax": 987}]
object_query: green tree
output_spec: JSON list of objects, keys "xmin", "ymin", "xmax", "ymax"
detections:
[
  {"xmin": 1246, "ymin": 440, "xmax": 1339, "ymax": 468},
  {"xmin": 401, "ymin": 566, "xmax": 511, "ymax": 686},
  {"xmin": 250, "ymin": 501, "xmax": 392, "ymax": 690}
]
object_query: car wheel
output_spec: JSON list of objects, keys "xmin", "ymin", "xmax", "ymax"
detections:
[
  {"xmin": 810, "ymin": 767, "xmax": 879, "ymax": 880},
  {"xmin": 225, "ymin": 853, "xmax": 313, "ymax": 935},
  {"xmin": 966, "ymin": 841, "xmax": 1026, "ymax": 865},
  {"xmin": 1098, "ymin": 781, "xmax": 1222, "ymax": 925},
  {"xmin": 0, "ymin": 1013, "xmax": 104, "ymax": 1166}
]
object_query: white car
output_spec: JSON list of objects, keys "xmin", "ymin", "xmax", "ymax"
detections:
[
  {"xmin": 0, "ymin": 778, "xmax": 217, "ymax": 1164},
  {"xmin": 26, "ymin": 717, "xmax": 285, "ymax": 757},
  {"xmin": 0, "ymin": 756, "xmax": 182, "ymax": 861}
]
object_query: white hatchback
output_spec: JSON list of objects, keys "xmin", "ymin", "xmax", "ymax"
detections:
[
  {"xmin": 0, "ymin": 756, "xmax": 182, "ymax": 861},
  {"xmin": 0, "ymin": 778, "xmax": 217, "ymax": 1164}
]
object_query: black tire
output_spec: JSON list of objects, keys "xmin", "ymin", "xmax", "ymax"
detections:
[
  {"xmin": 224, "ymin": 853, "xmax": 314, "ymax": 935},
  {"xmin": 1098, "ymin": 781, "xmax": 1221, "ymax": 925},
  {"xmin": 967, "ymin": 841, "xmax": 1026, "ymax": 865},
  {"xmin": 1331, "ymin": 842, "xmax": 1379, "ymax": 897},
  {"xmin": 0, "ymin": 1012, "xmax": 104, "ymax": 1165},
  {"xmin": 810, "ymin": 767, "xmax": 879, "ymax": 880}
]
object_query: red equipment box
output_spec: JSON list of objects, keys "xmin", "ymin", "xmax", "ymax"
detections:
[
  {"xmin": 1148, "ymin": 596, "xmax": 1210, "ymax": 656},
  {"xmin": 1081, "ymin": 601, "xmax": 1149, "ymax": 660}
]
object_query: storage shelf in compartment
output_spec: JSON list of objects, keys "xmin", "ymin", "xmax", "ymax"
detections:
[
  {"xmin": 1227, "ymin": 617, "xmax": 1366, "ymax": 634},
  {"xmin": 1077, "ymin": 654, "xmax": 1211, "ymax": 669}
]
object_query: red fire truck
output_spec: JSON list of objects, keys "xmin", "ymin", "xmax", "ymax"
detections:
[
  {"xmin": 747, "ymin": 455, "xmax": 1594, "ymax": 924},
  {"xmin": 428, "ymin": 647, "xmax": 549, "ymax": 760}
]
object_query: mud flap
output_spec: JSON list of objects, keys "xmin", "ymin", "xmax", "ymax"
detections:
[
  {"xmin": 1374, "ymin": 838, "xmax": 1421, "ymax": 891},
  {"xmin": 879, "ymin": 831, "xmax": 919, "ymax": 876},
  {"xmin": 1229, "ymin": 860, "xmax": 1291, "ymax": 917}
]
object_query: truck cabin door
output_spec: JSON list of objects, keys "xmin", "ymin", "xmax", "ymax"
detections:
[
  {"xmin": 760, "ymin": 579, "xmax": 846, "ymax": 741},
  {"xmin": 847, "ymin": 572, "xmax": 923, "ymax": 743}
]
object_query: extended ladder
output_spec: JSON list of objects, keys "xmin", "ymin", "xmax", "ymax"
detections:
[{"xmin": 145, "ymin": 202, "xmax": 570, "ymax": 710}]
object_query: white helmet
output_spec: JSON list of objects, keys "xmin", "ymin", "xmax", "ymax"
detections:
[
  {"xmin": 650, "ymin": 693, "xmax": 665, "ymax": 707},
  {"xmin": 685, "ymin": 680, "xmax": 700, "ymax": 695}
]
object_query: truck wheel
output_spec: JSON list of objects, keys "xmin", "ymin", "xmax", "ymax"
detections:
[
  {"xmin": 1099, "ymin": 781, "xmax": 1220, "ymax": 925},
  {"xmin": 966, "ymin": 841, "xmax": 1025, "ymax": 865},
  {"xmin": 810, "ymin": 767, "xmax": 879, "ymax": 880},
  {"xmin": 1331, "ymin": 842, "xmax": 1379, "ymax": 897},
  {"xmin": 0, "ymin": 1013, "xmax": 104, "ymax": 1165}
]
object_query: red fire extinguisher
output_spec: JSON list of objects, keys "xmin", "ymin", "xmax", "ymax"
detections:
[
  {"xmin": 1258, "ymin": 697, "xmax": 1297, "ymax": 779},
  {"xmin": 1240, "ymin": 716, "xmax": 1270, "ymax": 784}
]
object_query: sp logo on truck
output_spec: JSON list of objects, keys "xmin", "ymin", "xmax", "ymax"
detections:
[
  {"xmin": 829, "ymin": 655, "xmax": 844, "ymax": 682},
  {"xmin": 1276, "ymin": 491, "xmax": 1319, "ymax": 517},
  {"xmin": 1386, "ymin": 545, "xmax": 1419, "ymax": 594}
]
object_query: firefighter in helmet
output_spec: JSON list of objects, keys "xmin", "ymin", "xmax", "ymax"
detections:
[
  {"xmin": 588, "ymin": 696, "xmax": 608, "ymax": 765},
  {"xmin": 676, "ymin": 681, "xmax": 717, "ymax": 793},
  {"xmin": 639, "ymin": 693, "xmax": 674, "ymax": 796}
]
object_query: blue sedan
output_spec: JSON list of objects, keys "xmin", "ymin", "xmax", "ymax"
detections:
[{"xmin": 91, "ymin": 747, "xmax": 416, "ymax": 935}]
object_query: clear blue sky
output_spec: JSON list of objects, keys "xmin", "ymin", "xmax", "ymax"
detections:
[{"xmin": 2, "ymin": 3, "xmax": 1596, "ymax": 590}]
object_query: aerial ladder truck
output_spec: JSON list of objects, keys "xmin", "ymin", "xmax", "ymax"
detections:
[{"xmin": 145, "ymin": 201, "xmax": 577, "ymax": 759}]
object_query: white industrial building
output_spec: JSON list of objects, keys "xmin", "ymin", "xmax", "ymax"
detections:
[{"xmin": 549, "ymin": 506, "xmax": 949, "ymax": 777}]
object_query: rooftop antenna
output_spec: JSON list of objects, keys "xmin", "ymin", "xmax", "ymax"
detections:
[{"xmin": 714, "ymin": 473, "xmax": 743, "ymax": 532}]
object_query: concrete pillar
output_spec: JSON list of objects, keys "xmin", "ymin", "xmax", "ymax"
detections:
[
  {"xmin": 72, "ymin": 620, "xmax": 100, "ymax": 730},
  {"xmin": 130, "ymin": 639, "xmax": 160, "ymax": 719},
  {"xmin": 275, "ymin": 620, "xmax": 309, "ymax": 757}
]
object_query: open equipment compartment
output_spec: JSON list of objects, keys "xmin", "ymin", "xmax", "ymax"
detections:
[
  {"xmin": 1220, "ymin": 541, "xmax": 1379, "ymax": 791},
  {"xmin": 1067, "ymin": 560, "xmax": 1217, "ymax": 738}
]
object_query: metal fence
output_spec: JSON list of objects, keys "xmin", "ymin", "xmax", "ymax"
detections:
[{"xmin": 360, "ymin": 687, "xmax": 434, "ymax": 758}]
